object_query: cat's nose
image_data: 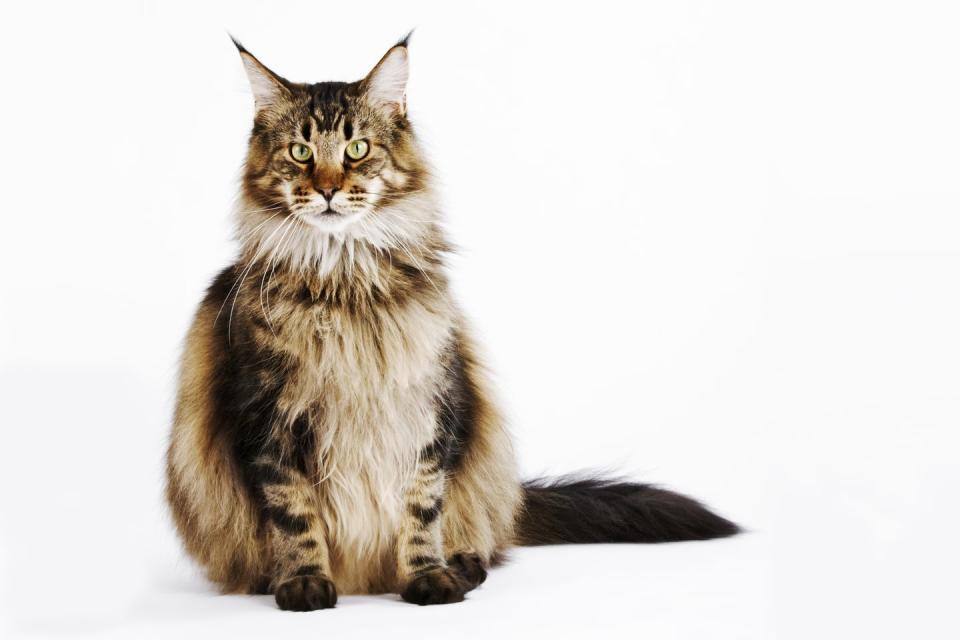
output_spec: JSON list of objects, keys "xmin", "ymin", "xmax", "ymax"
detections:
[{"xmin": 319, "ymin": 187, "xmax": 339, "ymax": 202}]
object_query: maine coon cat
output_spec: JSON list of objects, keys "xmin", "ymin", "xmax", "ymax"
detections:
[{"xmin": 165, "ymin": 35, "xmax": 739, "ymax": 611}]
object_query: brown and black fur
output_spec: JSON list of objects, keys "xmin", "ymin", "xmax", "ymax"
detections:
[{"xmin": 166, "ymin": 35, "xmax": 738, "ymax": 611}]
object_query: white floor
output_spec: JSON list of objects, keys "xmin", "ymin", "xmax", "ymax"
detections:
[
  {"xmin": 5, "ymin": 527, "xmax": 951, "ymax": 639},
  {"xmin": 5, "ymin": 537, "xmax": 763, "ymax": 639}
]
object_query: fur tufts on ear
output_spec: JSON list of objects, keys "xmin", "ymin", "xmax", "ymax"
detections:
[
  {"xmin": 361, "ymin": 41, "xmax": 410, "ymax": 116},
  {"xmin": 230, "ymin": 36, "xmax": 289, "ymax": 112},
  {"xmin": 395, "ymin": 29, "xmax": 414, "ymax": 49}
]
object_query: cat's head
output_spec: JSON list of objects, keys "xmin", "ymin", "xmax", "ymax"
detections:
[{"xmin": 233, "ymin": 35, "xmax": 435, "ymax": 270}]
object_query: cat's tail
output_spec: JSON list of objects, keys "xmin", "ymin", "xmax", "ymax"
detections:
[{"xmin": 515, "ymin": 475, "xmax": 740, "ymax": 545}]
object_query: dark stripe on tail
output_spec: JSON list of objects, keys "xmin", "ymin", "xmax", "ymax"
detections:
[{"xmin": 516, "ymin": 476, "xmax": 739, "ymax": 545}]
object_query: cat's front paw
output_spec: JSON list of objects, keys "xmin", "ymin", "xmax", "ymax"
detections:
[
  {"xmin": 274, "ymin": 574, "xmax": 338, "ymax": 611},
  {"xmin": 448, "ymin": 552, "xmax": 488, "ymax": 588},
  {"xmin": 401, "ymin": 566, "xmax": 471, "ymax": 606}
]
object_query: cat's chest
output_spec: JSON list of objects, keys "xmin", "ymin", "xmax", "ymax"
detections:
[{"xmin": 269, "ymin": 297, "xmax": 454, "ymax": 415}]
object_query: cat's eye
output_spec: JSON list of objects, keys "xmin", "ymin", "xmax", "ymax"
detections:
[
  {"xmin": 345, "ymin": 139, "xmax": 369, "ymax": 161},
  {"xmin": 290, "ymin": 143, "xmax": 313, "ymax": 163}
]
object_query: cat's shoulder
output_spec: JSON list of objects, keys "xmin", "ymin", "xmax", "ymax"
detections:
[{"xmin": 202, "ymin": 263, "xmax": 241, "ymax": 307}]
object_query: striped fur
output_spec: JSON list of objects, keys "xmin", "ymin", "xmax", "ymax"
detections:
[{"xmin": 166, "ymin": 38, "xmax": 737, "ymax": 610}]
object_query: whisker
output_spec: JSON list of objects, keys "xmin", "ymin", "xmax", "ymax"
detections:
[
  {"xmin": 235, "ymin": 212, "xmax": 284, "ymax": 242},
  {"xmin": 348, "ymin": 188, "xmax": 426, "ymax": 199},
  {"xmin": 234, "ymin": 200, "xmax": 289, "ymax": 215},
  {"xmin": 264, "ymin": 217, "xmax": 304, "ymax": 323},
  {"xmin": 360, "ymin": 217, "xmax": 444, "ymax": 298},
  {"xmin": 259, "ymin": 216, "xmax": 298, "ymax": 335},
  {"xmin": 214, "ymin": 212, "xmax": 282, "ymax": 326},
  {"xmin": 225, "ymin": 217, "xmax": 294, "ymax": 344}
]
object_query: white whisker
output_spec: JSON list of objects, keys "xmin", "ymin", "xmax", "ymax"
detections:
[
  {"xmin": 226, "ymin": 215, "xmax": 295, "ymax": 343},
  {"xmin": 259, "ymin": 216, "xmax": 299, "ymax": 335},
  {"xmin": 214, "ymin": 211, "xmax": 282, "ymax": 327}
]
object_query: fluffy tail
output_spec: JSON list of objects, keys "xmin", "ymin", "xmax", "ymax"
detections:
[{"xmin": 516, "ymin": 476, "xmax": 740, "ymax": 545}]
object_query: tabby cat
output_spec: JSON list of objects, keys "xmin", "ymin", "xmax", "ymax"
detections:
[{"xmin": 165, "ymin": 35, "xmax": 739, "ymax": 611}]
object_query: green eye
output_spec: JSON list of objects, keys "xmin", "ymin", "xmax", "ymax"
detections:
[
  {"xmin": 290, "ymin": 143, "xmax": 313, "ymax": 162},
  {"xmin": 345, "ymin": 139, "xmax": 369, "ymax": 161}
]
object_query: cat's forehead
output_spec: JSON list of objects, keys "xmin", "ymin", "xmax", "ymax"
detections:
[
  {"xmin": 281, "ymin": 81, "xmax": 374, "ymax": 139},
  {"xmin": 301, "ymin": 82, "xmax": 357, "ymax": 129}
]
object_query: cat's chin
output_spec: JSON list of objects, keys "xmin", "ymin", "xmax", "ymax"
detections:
[{"xmin": 296, "ymin": 210, "xmax": 361, "ymax": 232}]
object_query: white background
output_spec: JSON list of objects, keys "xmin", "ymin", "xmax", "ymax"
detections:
[{"xmin": 2, "ymin": 1, "xmax": 959, "ymax": 638}]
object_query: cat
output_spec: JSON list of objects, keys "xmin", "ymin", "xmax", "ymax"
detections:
[{"xmin": 165, "ymin": 34, "xmax": 739, "ymax": 611}]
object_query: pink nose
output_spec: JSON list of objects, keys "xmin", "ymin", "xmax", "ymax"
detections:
[{"xmin": 319, "ymin": 188, "xmax": 338, "ymax": 201}]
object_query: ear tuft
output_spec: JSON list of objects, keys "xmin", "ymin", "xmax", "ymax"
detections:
[
  {"xmin": 362, "ymin": 44, "xmax": 410, "ymax": 116},
  {"xmin": 230, "ymin": 35, "xmax": 289, "ymax": 112},
  {"xmin": 395, "ymin": 29, "xmax": 414, "ymax": 49},
  {"xmin": 229, "ymin": 34, "xmax": 249, "ymax": 55}
]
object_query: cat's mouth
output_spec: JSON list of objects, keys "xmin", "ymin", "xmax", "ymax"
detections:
[{"xmin": 297, "ymin": 203, "xmax": 340, "ymax": 215}]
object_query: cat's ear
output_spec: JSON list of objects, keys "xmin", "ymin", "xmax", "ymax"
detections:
[
  {"xmin": 361, "ymin": 35, "xmax": 411, "ymax": 116},
  {"xmin": 231, "ymin": 36, "xmax": 290, "ymax": 111}
]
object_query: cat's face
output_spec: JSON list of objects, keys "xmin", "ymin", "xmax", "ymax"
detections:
[{"xmin": 234, "ymin": 38, "xmax": 433, "ymax": 268}]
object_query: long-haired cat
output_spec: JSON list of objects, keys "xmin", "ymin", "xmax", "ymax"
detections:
[{"xmin": 165, "ymin": 35, "xmax": 739, "ymax": 611}]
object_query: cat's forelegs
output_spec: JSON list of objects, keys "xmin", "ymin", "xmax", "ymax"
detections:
[
  {"xmin": 251, "ymin": 453, "xmax": 338, "ymax": 611},
  {"xmin": 396, "ymin": 445, "xmax": 485, "ymax": 605}
]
